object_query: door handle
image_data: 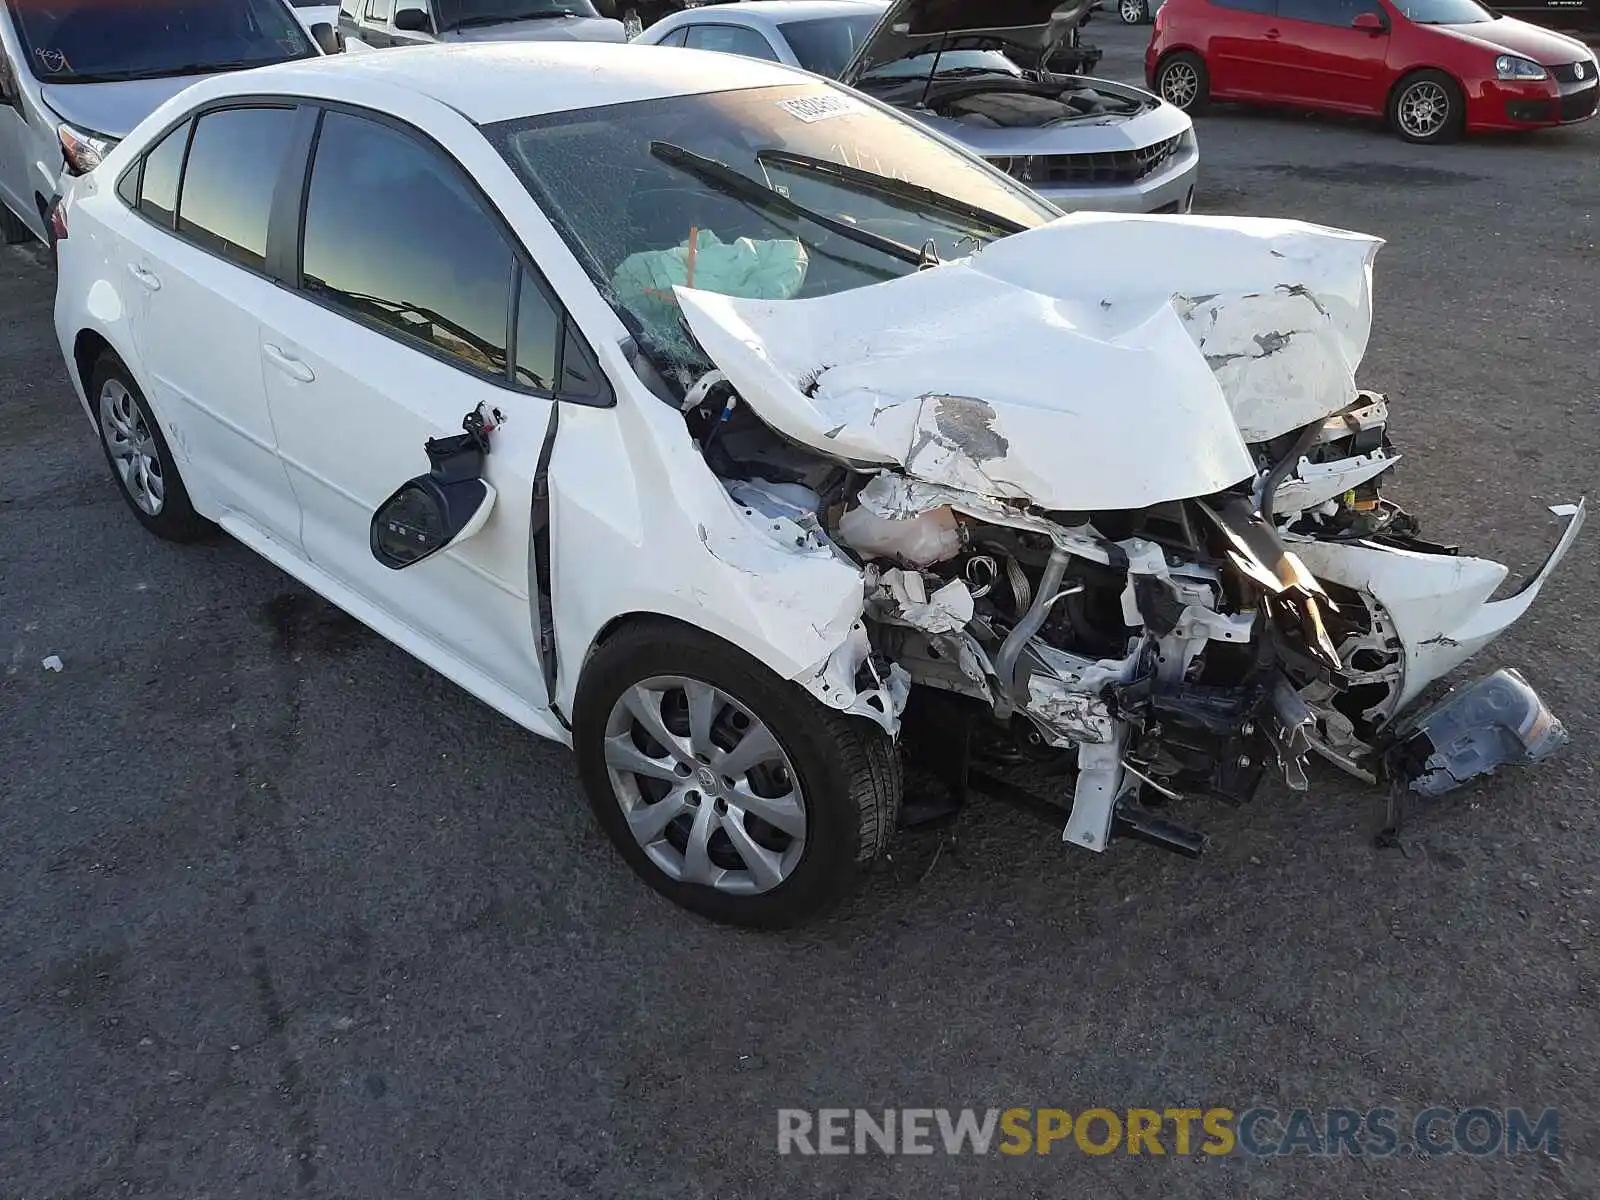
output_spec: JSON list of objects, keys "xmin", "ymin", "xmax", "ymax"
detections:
[
  {"xmin": 263, "ymin": 343, "xmax": 315, "ymax": 383},
  {"xmin": 1264, "ymin": 26, "xmax": 1281, "ymax": 37},
  {"xmin": 127, "ymin": 263, "xmax": 161, "ymax": 291}
]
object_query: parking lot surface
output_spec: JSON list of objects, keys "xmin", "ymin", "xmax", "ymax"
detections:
[{"xmin": 3, "ymin": 22, "xmax": 1599, "ymax": 1199}]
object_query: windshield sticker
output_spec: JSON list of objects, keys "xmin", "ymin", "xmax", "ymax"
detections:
[
  {"xmin": 34, "ymin": 47, "xmax": 71, "ymax": 73},
  {"xmin": 777, "ymin": 94, "xmax": 860, "ymax": 124}
]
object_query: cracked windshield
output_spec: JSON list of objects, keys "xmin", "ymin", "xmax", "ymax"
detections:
[{"xmin": 487, "ymin": 84, "xmax": 1054, "ymax": 377}]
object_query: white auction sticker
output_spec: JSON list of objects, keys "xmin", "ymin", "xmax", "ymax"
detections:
[{"xmin": 776, "ymin": 94, "xmax": 860, "ymax": 124}]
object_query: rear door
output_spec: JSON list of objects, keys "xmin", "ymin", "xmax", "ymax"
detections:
[
  {"xmin": 115, "ymin": 104, "xmax": 306, "ymax": 545},
  {"xmin": 1202, "ymin": 0, "xmax": 1286, "ymax": 100},
  {"xmin": 0, "ymin": 39, "xmax": 37, "ymax": 233},
  {"xmin": 254, "ymin": 106, "xmax": 564, "ymax": 704},
  {"xmin": 1271, "ymin": 0, "xmax": 1390, "ymax": 110}
]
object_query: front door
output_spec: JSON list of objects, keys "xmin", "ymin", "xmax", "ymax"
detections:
[
  {"xmin": 117, "ymin": 104, "xmax": 304, "ymax": 545},
  {"xmin": 254, "ymin": 107, "xmax": 558, "ymax": 704},
  {"xmin": 0, "ymin": 46, "xmax": 38, "ymax": 235},
  {"xmin": 1271, "ymin": 0, "xmax": 1391, "ymax": 110}
]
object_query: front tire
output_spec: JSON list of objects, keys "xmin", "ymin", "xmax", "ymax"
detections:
[
  {"xmin": 1156, "ymin": 51, "xmax": 1210, "ymax": 114},
  {"xmin": 574, "ymin": 620, "xmax": 901, "ymax": 928},
  {"xmin": 90, "ymin": 352, "xmax": 210, "ymax": 542},
  {"xmin": 1388, "ymin": 70, "xmax": 1464, "ymax": 144}
]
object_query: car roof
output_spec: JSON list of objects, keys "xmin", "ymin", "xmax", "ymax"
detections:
[{"xmin": 209, "ymin": 41, "xmax": 816, "ymax": 125}]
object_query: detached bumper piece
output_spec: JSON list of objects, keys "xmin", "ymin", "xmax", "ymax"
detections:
[{"xmin": 1389, "ymin": 668, "xmax": 1569, "ymax": 798}]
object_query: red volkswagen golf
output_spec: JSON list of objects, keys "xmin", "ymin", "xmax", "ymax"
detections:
[{"xmin": 1146, "ymin": 0, "xmax": 1599, "ymax": 141}]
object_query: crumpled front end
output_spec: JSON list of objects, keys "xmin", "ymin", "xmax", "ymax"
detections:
[{"xmin": 672, "ymin": 212, "xmax": 1581, "ymax": 854}]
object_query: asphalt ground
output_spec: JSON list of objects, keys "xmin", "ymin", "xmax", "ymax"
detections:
[{"xmin": 3, "ymin": 22, "xmax": 1599, "ymax": 1199}]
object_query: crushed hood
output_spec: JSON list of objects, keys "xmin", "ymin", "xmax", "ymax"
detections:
[
  {"xmin": 675, "ymin": 213, "xmax": 1383, "ymax": 513},
  {"xmin": 840, "ymin": 0, "xmax": 1092, "ymax": 85}
]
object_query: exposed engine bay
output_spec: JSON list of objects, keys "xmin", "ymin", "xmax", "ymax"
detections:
[
  {"xmin": 665, "ymin": 214, "xmax": 1584, "ymax": 857},
  {"xmin": 940, "ymin": 81, "xmax": 1152, "ymax": 129}
]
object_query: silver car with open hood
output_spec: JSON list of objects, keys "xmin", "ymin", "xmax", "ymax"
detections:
[{"xmin": 637, "ymin": 0, "xmax": 1198, "ymax": 214}]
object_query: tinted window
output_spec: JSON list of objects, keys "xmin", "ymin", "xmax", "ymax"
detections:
[
  {"xmin": 116, "ymin": 162, "xmax": 141, "ymax": 208},
  {"xmin": 1210, "ymin": 0, "xmax": 1275, "ymax": 11},
  {"xmin": 514, "ymin": 272, "xmax": 559, "ymax": 391},
  {"xmin": 1392, "ymin": 0, "xmax": 1493, "ymax": 21},
  {"xmin": 655, "ymin": 26, "xmax": 688, "ymax": 46},
  {"xmin": 683, "ymin": 24, "xmax": 781, "ymax": 61},
  {"xmin": 301, "ymin": 111, "xmax": 514, "ymax": 378},
  {"xmin": 138, "ymin": 122, "xmax": 190, "ymax": 227},
  {"xmin": 779, "ymin": 15, "xmax": 878, "ymax": 78},
  {"xmin": 177, "ymin": 107, "xmax": 297, "ymax": 270},
  {"xmin": 1277, "ymin": 0, "xmax": 1374, "ymax": 20},
  {"xmin": 4, "ymin": 0, "xmax": 315, "ymax": 83}
]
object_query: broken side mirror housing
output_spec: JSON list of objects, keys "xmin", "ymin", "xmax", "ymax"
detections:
[
  {"xmin": 309, "ymin": 21, "xmax": 341, "ymax": 53},
  {"xmin": 370, "ymin": 416, "xmax": 497, "ymax": 569}
]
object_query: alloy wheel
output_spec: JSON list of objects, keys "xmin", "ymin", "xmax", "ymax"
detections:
[
  {"xmin": 603, "ymin": 675, "xmax": 807, "ymax": 895},
  {"xmin": 1119, "ymin": 0, "xmax": 1146, "ymax": 22},
  {"xmin": 1396, "ymin": 80, "xmax": 1450, "ymax": 139},
  {"xmin": 99, "ymin": 379, "xmax": 165, "ymax": 516},
  {"xmin": 1160, "ymin": 61, "xmax": 1200, "ymax": 109}
]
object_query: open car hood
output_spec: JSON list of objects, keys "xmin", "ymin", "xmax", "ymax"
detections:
[
  {"xmin": 675, "ymin": 213, "xmax": 1383, "ymax": 513},
  {"xmin": 839, "ymin": 0, "xmax": 1094, "ymax": 85}
]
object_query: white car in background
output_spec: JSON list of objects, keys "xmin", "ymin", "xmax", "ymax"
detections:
[
  {"xmin": 0, "ymin": 0, "xmax": 322, "ymax": 246},
  {"xmin": 635, "ymin": 0, "xmax": 1199, "ymax": 214},
  {"xmin": 52, "ymin": 43, "xmax": 1579, "ymax": 928},
  {"xmin": 335, "ymin": 0, "xmax": 624, "ymax": 51},
  {"xmin": 288, "ymin": 0, "xmax": 342, "ymax": 32}
]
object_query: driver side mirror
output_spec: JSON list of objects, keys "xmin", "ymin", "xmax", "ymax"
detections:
[
  {"xmin": 393, "ymin": 2, "xmax": 431, "ymax": 32},
  {"xmin": 370, "ymin": 410, "xmax": 498, "ymax": 570},
  {"xmin": 308, "ymin": 21, "xmax": 341, "ymax": 53},
  {"xmin": 1351, "ymin": 11, "xmax": 1386, "ymax": 32}
]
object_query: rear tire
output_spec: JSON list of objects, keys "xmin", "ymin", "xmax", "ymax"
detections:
[
  {"xmin": 574, "ymin": 620, "xmax": 901, "ymax": 928},
  {"xmin": 1388, "ymin": 69, "xmax": 1464, "ymax": 144},
  {"xmin": 1156, "ymin": 51, "xmax": 1210, "ymax": 114},
  {"xmin": 1118, "ymin": 0, "xmax": 1149, "ymax": 22},
  {"xmin": 89, "ymin": 352, "xmax": 211, "ymax": 542}
]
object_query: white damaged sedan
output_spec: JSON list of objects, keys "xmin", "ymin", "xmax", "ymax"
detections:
[{"xmin": 54, "ymin": 42, "xmax": 1583, "ymax": 926}]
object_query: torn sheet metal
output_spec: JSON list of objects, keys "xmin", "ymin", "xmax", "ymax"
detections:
[
  {"xmin": 868, "ymin": 568, "xmax": 976, "ymax": 635},
  {"xmin": 1290, "ymin": 498, "xmax": 1586, "ymax": 709},
  {"xmin": 676, "ymin": 214, "xmax": 1380, "ymax": 510}
]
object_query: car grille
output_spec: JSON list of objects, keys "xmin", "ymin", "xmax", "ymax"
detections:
[
  {"xmin": 1559, "ymin": 83, "xmax": 1598, "ymax": 122},
  {"xmin": 1550, "ymin": 60, "xmax": 1596, "ymax": 84},
  {"xmin": 1029, "ymin": 134, "xmax": 1184, "ymax": 187}
]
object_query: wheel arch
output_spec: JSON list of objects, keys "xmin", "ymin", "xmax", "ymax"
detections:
[{"xmin": 1385, "ymin": 65, "xmax": 1464, "ymax": 111}]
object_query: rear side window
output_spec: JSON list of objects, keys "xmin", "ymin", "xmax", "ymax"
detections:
[
  {"xmin": 1210, "ymin": 0, "xmax": 1275, "ymax": 11},
  {"xmin": 137, "ymin": 122, "xmax": 190, "ymax": 228},
  {"xmin": 300, "ymin": 111, "xmax": 514, "ymax": 378},
  {"xmin": 683, "ymin": 24, "xmax": 782, "ymax": 61},
  {"xmin": 176, "ymin": 107, "xmax": 298, "ymax": 271},
  {"xmin": 655, "ymin": 27, "xmax": 689, "ymax": 47}
]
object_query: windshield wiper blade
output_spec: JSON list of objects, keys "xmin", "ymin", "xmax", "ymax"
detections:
[
  {"xmin": 757, "ymin": 148, "xmax": 1027, "ymax": 237},
  {"xmin": 85, "ymin": 58, "xmax": 275, "ymax": 80},
  {"xmin": 649, "ymin": 141, "xmax": 925, "ymax": 268}
]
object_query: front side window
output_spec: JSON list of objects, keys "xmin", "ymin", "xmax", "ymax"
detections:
[
  {"xmin": 301, "ymin": 111, "xmax": 514, "ymax": 378},
  {"xmin": 1209, "ymin": 0, "xmax": 1275, "ymax": 12},
  {"xmin": 486, "ymin": 84, "xmax": 1053, "ymax": 377},
  {"xmin": 431, "ymin": 0, "xmax": 600, "ymax": 32},
  {"xmin": 514, "ymin": 272, "xmax": 560, "ymax": 391},
  {"xmin": 1391, "ymin": 0, "xmax": 1493, "ymax": 21},
  {"xmin": 177, "ymin": 106, "xmax": 298, "ymax": 269},
  {"xmin": 137, "ymin": 121, "xmax": 191, "ymax": 227},
  {"xmin": 682, "ymin": 24, "xmax": 781, "ymax": 62},
  {"xmin": 3, "ymin": 0, "xmax": 316, "ymax": 84},
  {"xmin": 1277, "ymin": 0, "xmax": 1381, "ymax": 22}
]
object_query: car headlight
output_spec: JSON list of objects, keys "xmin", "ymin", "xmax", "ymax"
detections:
[
  {"xmin": 58, "ymin": 123, "xmax": 118, "ymax": 175},
  {"xmin": 1495, "ymin": 55, "xmax": 1546, "ymax": 81}
]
